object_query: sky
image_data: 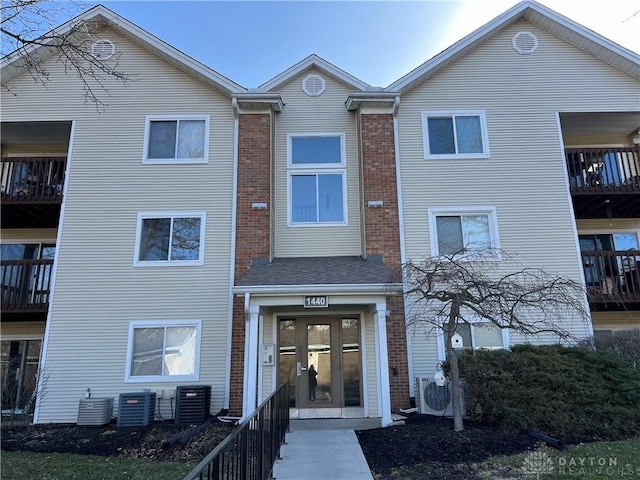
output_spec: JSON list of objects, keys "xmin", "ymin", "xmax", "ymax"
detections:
[{"xmin": 62, "ymin": 0, "xmax": 640, "ymax": 88}]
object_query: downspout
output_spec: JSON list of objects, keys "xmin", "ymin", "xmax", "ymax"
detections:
[
  {"xmin": 224, "ymin": 98, "xmax": 240, "ymax": 409},
  {"xmin": 393, "ymin": 96, "xmax": 415, "ymax": 396},
  {"xmin": 34, "ymin": 120, "xmax": 77, "ymax": 424}
]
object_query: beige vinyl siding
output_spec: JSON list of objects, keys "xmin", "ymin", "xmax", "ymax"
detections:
[
  {"xmin": 1, "ymin": 146, "xmax": 68, "ymax": 156},
  {"xmin": 2, "ymin": 32, "xmax": 236, "ymax": 423},
  {"xmin": 261, "ymin": 313, "xmax": 275, "ymax": 402},
  {"xmin": 591, "ymin": 311, "xmax": 640, "ymax": 330},
  {"xmin": 273, "ymin": 68, "xmax": 361, "ymax": 257},
  {"xmin": 0, "ymin": 321, "xmax": 46, "ymax": 338},
  {"xmin": 398, "ymin": 19, "xmax": 638, "ymax": 365},
  {"xmin": 1, "ymin": 229, "xmax": 58, "ymax": 243},
  {"xmin": 363, "ymin": 313, "xmax": 378, "ymax": 417},
  {"xmin": 407, "ymin": 326, "xmax": 440, "ymax": 385},
  {"xmin": 576, "ymin": 219, "xmax": 640, "ymax": 232},
  {"xmin": 563, "ymin": 135, "xmax": 634, "ymax": 147}
]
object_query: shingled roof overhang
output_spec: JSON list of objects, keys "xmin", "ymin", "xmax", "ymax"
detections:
[{"xmin": 233, "ymin": 256, "xmax": 402, "ymax": 295}]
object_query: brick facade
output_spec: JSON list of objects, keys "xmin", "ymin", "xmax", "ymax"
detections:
[
  {"xmin": 361, "ymin": 113, "xmax": 410, "ymax": 410},
  {"xmin": 229, "ymin": 113, "xmax": 271, "ymax": 415}
]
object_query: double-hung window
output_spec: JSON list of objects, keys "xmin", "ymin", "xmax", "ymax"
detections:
[
  {"xmin": 125, "ymin": 320, "xmax": 201, "ymax": 382},
  {"xmin": 134, "ymin": 212, "xmax": 205, "ymax": 266},
  {"xmin": 438, "ymin": 320, "xmax": 508, "ymax": 361},
  {"xmin": 287, "ymin": 134, "xmax": 346, "ymax": 225},
  {"xmin": 143, "ymin": 115, "xmax": 209, "ymax": 163},
  {"xmin": 428, "ymin": 207, "xmax": 500, "ymax": 258},
  {"xmin": 422, "ymin": 111, "xmax": 489, "ymax": 159}
]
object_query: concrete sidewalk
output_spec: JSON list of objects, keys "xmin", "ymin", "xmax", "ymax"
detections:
[{"xmin": 272, "ymin": 421, "xmax": 374, "ymax": 480}]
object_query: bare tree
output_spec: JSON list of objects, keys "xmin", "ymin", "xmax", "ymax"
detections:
[
  {"xmin": 1, "ymin": 0, "xmax": 132, "ymax": 110},
  {"xmin": 402, "ymin": 249, "xmax": 590, "ymax": 432}
]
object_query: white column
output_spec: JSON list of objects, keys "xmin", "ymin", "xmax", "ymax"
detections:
[
  {"xmin": 374, "ymin": 302, "xmax": 392, "ymax": 427},
  {"xmin": 242, "ymin": 304, "xmax": 260, "ymax": 419}
]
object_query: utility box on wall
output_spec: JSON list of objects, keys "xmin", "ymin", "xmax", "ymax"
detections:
[{"xmin": 175, "ymin": 385, "xmax": 211, "ymax": 425}]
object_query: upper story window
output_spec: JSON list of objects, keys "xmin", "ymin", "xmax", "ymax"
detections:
[
  {"xmin": 125, "ymin": 320, "xmax": 201, "ymax": 382},
  {"xmin": 143, "ymin": 116, "xmax": 209, "ymax": 164},
  {"xmin": 134, "ymin": 212, "xmax": 205, "ymax": 266},
  {"xmin": 422, "ymin": 111, "xmax": 489, "ymax": 159},
  {"xmin": 428, "ymin": 207, "xmax": 500, "ymax": 259},
  {"xmin": 287, "ymin": 134, "xmax": 347, "ymax": 226}
]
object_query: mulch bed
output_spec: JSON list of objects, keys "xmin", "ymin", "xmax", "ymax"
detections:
[
  {"xmin": 1, "ymin": 419, "xmax": 235, "ymax": 463},
  {"xmin": 356, "ymin": 414, "xmax": 539, "ymax": 479}
]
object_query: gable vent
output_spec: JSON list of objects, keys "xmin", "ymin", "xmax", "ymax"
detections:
[
  {"xmin": 91, "ymin": 39, "xmax": 115, "ymax": 60},
  {"xmin": 512, "ymin": 32, "xmax": 538, "ymax": 54},
  {"xmin": 302, "ymin": 74, "xmax": 326, "ymax": 97}
]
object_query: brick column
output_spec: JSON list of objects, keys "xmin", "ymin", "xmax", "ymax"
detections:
[
  {"xmin": 229, "ymin": 113, "xmax": 271, "ymax": 415},
  {"xmin": 361, "ymin": 113, "xmax": 410, "ymax": 411}
]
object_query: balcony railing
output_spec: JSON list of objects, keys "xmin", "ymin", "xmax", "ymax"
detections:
[
  {"xmin": 1, "ymin": 157, "xmax": 66, "ymax": 203},
  {"xmin": 581, "ymin": 250, "xmax": 640, "ymax": 303},
  {"xmin": 1, "ymin": 259, "xmax": 54, "ymax": 312},
  {"xmin": 566, "ymin": 147, "xmax": 640, "ymax": 193}
]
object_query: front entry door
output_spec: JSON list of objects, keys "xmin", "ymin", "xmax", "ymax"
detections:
[
  {"xmin": 278, "ymin": 317, "xmax": 362, "ymax": 416},
  {"xmin": 297, "ymin": 319, "xmax": 341, "ymax": 409}
]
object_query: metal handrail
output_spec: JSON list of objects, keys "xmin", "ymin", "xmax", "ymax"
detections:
[{"xmin": 183, "ymin": 382, "xmax": 290, "ymax": 480}]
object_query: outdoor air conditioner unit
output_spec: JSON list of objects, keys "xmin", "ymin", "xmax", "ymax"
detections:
[
  {"xmin": 77, "ymin": 398, "xmax": 114, "ymax": 426},
  {"xmin": 415, "ymin": 376, "xmax": 465, "ymax": 417},
  {"xmin": 175, "ymin": 385, "xmax": 211, "ymax": 425},
  {"xmin": 117, "ymin": 392, "xmax": 156, "ymax": 427}
]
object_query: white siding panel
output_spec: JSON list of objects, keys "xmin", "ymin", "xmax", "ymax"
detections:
[
  {"xmin": 3, "ymin": 33, "xmax": 236, "ymax": 423},
  {"xmin": 273, "ymin": 68, "xmax": 362, "ymax": 257},
  {"xmin": 363, "ymin": 313, "xmax": 378, "ymax": 417}
]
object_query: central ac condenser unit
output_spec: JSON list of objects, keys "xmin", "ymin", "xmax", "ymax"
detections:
[
  {"xmin": 175, "ymin": 385, "xmax": 211, "ymax": 425},
  {"xmin": 117, "ymin": 391, "xmax": 156, "ymax": 427},
  {"xmin": 415, "ymin": 376, "xmax": 465, "ymax": 417},
  {"xmin": 77, "ymin": 398, "xmax": 114, "ymax": 426}
]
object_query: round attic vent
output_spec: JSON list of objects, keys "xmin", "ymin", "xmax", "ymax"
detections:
[
  {"xmin": 302, "ymin": 74, "xmax": 326, "ymax": 97},
  {"xmin": 91, "ymin": 40, "xmax": 115, "ymax": 60},
  {"xmin": 512, "ymin": 32, "xmax": 538, "ymax": 54}
]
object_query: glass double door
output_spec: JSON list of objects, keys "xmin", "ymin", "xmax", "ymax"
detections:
[{"xmin": 278, "ymin": 317, "xmax": 361, "ymax": 412}]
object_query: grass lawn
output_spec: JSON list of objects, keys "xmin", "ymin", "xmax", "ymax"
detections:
[
  {"xmin": 0, "ymin": 451, "xmax": 194, "ymax": 480},
  {"xmin": 482, "ymin": 439, "xmax": 640, "ymax": 479}
]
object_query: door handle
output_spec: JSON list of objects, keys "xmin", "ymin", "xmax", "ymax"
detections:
[{"xmin": 296, "ymin": 362, "xmax": 308, "ymax": 376}]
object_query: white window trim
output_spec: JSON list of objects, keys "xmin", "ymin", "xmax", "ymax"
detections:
[
  {"xmin": 133, "ymin": 211, "xmax": 206, "ymax": 267},
  {"xmin": 287, "ymin": 133, "xmax": 348, "ymax": 227},
  {"xmin": 421, "ymin": 110, "xmax": 490, "ymax": 160},
  {"xmin": 142, "ymin": 115, "xmax": 210, "ymax": 164},
  {"xmin": 428, "ymin": 206, "xmax": 501, "ymax": 260},
  {"xmin": 436, "ymin": 318, "xmax": 510, "ymax": 362},
  {"xmin": 125, "ymin": 320, "xmax": 202, "ymax": 383}
]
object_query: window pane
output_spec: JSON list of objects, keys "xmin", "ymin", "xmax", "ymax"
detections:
[
  {"xmin": 342, "ymin": 319, "xmax": 361, "ymax": 407},
  {"xmin": 165, "ymin": 326, "xmax": 196, "ymax": 376},
  {"xmin": 455, "ymin": 116, "xmax": 483, "ymax": 153},
  {"xmin": 457, "ymin": 323, "xmax": 472, "ymax": 349},
  {"xmin": 613, "ymin": 233, "xmax": 639, "ymax": 250},
  {"xmin": 292, "ymin": 136, "xmax": 342, "ymax": 164},
  {"xmin": 428, "ymin": 118, "xmax": 455, "ymax": 154},
  {"xmin": 170, "ymin": 217, "xmax": 201, "ymax": 261},
  {"xmin": 436, "ymin": 216, "xmax": 463, "ymax": 255},
  {"xmin": 473, "ymin": 323, "xmax": 503, "ymax": 349},
  {"xmin": 140, "ymin": 218, "xmax": 171, "ymax": 261},
  {"xmin": 131, "ymin": 327, "xmax": 164, "ymax": 376},
  {"xmin": 177, "ymin": 120, "xmax": 205, "ymax": 159},
  {"xmin": 462, "ymin": 215, "xmax": 491, "ymax": 252},
  {"xmin": 318, "ymin": 174, "xmax": 344, "ymax": 222},
  {"xmin": 148, "ymin": 121, "xmax": 177, "ymax": 159},
  {"xmin": 292, "ymin": 175, "xmax": 317, "ymax": 222}
]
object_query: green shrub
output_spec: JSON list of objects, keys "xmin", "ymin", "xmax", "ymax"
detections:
[
  {"xmin": 458, "ymin": 344, "xmax": 640, "ymax": 440},
  {"xmin": 581, "ymin": 329, "xmax": 640, "ymax": 367}
]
